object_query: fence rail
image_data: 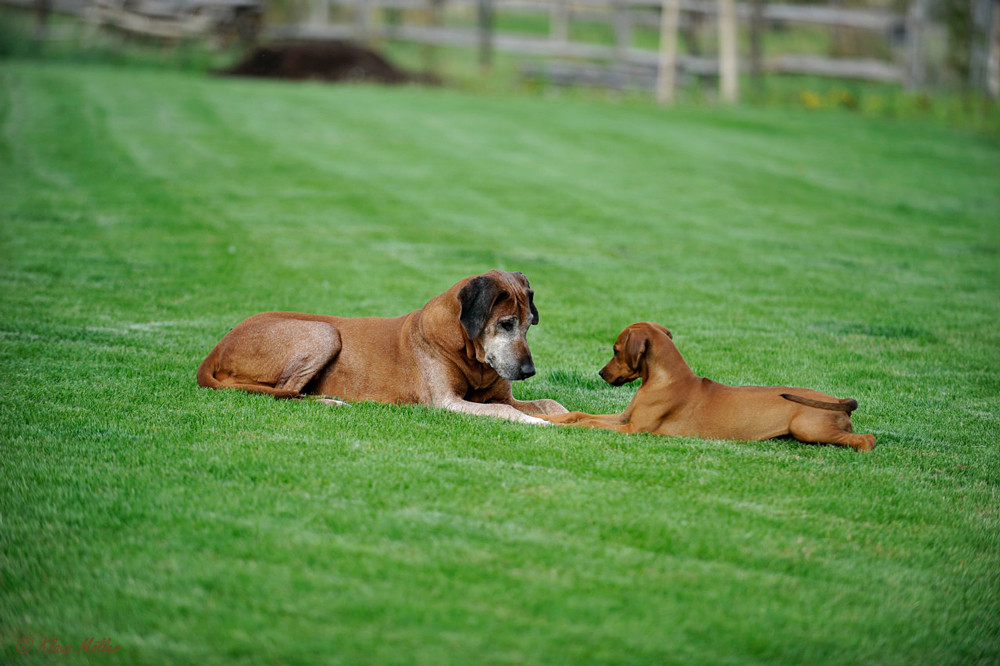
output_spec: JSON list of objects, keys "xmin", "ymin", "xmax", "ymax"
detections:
[
  {"xmin": 266, "ymin": 0, "xmax": 916, "ymax": 88},
  {"xmin": 280, "ymin": 0, "xmax": 902, "ymax": 31}
]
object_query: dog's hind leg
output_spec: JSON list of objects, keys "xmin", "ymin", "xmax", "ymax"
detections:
[
  {"xmin": 272, "ymin": 322, "xmax": 342, "ymax": 394},
  {"xmin": 203, "ymin": 318, "xmax": 342, "ymax": 399},
  {"xmin": 788, "ymin": 412, "xmax": 875, "ymax": 452}
]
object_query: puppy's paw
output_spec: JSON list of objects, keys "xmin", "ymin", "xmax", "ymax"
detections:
[
  {"xmin": 537, "ymin": 411, "xmax": 585, "ymax": 425},
  {"xmin": 853, "ymin": 434, "xmax": 876, "ymax": 452}
]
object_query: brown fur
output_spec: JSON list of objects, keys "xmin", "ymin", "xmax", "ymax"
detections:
[
  {"xmin": 540, "ymin": 322, "xmax": 875, "ymax": 451},
  {"xmin": 197, "ymin": 270, "xmax": 567, "ymax": 425}
]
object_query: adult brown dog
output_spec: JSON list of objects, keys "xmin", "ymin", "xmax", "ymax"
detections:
[
  {"xmin": 540, "ymin": 322, "xmax": 875, "ymax": 451},
  {"xmin": 197, "ymin": 270, "xmax": 567, "ymax": 425}
]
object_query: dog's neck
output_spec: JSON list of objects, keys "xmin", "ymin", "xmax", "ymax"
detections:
[
  {"xmin": 411, "ymin": 299, "xmax": 500, "ymax": 390},
  {"xmin": 640, "ymin": 335, "xmax": 698, "ymax": 388}
]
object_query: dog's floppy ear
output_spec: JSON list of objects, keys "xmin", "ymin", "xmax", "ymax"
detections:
[
  {"xmin": 527, "ymin": 289, "xmax": 539, "ymax": 325},
  {"xmin": 459, "ymin": 276, "xmax": 507, "ymax": 340},
  {"xmin": 623, "ymin": 328, "xmax": 649, "ymax": 370},
  {"xmin": 513, "ymin": 272, "xmax": 539, "ymax": 325}
]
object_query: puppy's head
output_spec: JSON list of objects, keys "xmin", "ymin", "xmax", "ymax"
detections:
[
  {"xmin": 599, "ymin": 322, "xmax": 672, "ymax": 386},
  {"xmin": 458, "ymin": 270, "xmax": 540, "ymax": 381}
]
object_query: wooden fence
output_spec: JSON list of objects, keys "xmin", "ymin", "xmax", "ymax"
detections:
[
  {"xmin": 4, "ymin": 0, "xmax": 995, "ymax": 99},
  {"xmin": 265, "ymin": 0, "xmax": 945, "ymax": 101}
]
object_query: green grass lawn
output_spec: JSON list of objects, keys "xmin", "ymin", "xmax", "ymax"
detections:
[{"xmin": 2, "ymin": 59, "xmax": 999, "ymax": 665}]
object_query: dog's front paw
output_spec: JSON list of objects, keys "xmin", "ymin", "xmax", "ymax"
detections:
[{"xmin": 314, "ymin": 397, "xmax": 351, "ymax": 407}]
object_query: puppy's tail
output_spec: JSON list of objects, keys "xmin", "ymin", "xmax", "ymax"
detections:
[{"xmin": 780, "ymin": 393, "xmax": 858, "ymax": 413}]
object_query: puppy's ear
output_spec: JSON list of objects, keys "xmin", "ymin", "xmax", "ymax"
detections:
[
  {"xmin": 623, "ymin": 328, "xmax": 649, "ymax": 370},
  {"xmin": 459, "ymin": 276, "xmax": 506, "ymax": 340}
]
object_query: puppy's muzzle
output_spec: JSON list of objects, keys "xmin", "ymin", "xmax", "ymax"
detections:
[{"xmin": 599, "ymin": 367, "xmax": 627, "ymax": 386}]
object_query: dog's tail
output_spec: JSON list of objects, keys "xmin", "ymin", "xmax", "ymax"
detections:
[
  {"xmin": 196, "ymin": 347, "xmax": 224, "ymax": 390},
  {"xmin": 780, "ymin": 393, "xmax": 858, "ymax": 413}
]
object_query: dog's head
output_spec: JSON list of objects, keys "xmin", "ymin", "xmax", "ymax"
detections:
[
  {"xmin": 458, "ymin": 270, "xmax": 540, "ymax": 381},
  {"xmin": 599, "ymin": 322, "xmax": 673, "ymax": 386}
]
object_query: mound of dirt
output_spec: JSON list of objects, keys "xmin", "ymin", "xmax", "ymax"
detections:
[{"xmin": 221, "ymin": 41, "xmax": 436, "ymax": 85}]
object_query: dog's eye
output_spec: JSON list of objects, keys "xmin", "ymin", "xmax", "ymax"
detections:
[{"xmin": 499, "ymin": 319, "xmax": 516, "ymax": 332}]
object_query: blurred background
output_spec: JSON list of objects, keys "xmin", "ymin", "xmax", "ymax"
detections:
[{"xmin": 1, "ymin": 0, "xmax": 998, "ymax": 130}]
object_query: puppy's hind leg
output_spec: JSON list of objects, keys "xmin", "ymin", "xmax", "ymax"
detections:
[{"xmin": 788, "ymin": 412, "xmax": 875, "ymax": 452}]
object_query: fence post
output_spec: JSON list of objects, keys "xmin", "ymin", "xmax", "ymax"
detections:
[
  {"xmin": 718, "ymin": 0, "xmax": 739, "ymax": 102},
  {"xmin": 970, "ymin": 0, "xmax": 997, "ymax": 93},
  {"xmin": 613, "ymin": 0, "xmax": 633, "ymax": 71},
  {"xmin": 33, "ymin": 0, "xmax": 52, "ymax": 39},
  {"xmin": 972, "ymin": 0, "xmax": 1000, "ymax": 97},
  {"xmin": 905, "ymin": 0, "xmax": 926, "ymax": 89},
  {"xmin": 308, "ymin": 0, "xmax": 328, "ymax": 27},
  {"xmin": 989, "ymin": 0, "xmax": 1000, "ymax": 98},
  {"xmin": 355, "ymin": 0, "xmax": 372, "ymax": 42},
  {"xmin": 477, "ymin": 0, "xmax": 494, "ymax": 71},
  {"xmin": 551, "ymin": 0, "xmax": 569, "ymax": 42},
  {"xmin": 748, "ymin": 0, "xmax": 764, "ymax": 93},
  {"xmin": 656, "ymin": 0, "xmax": 681, "ymax": 104},
  {"xmin": 423, "ymin": 0, "xmax": 444, "ymax": 75}
]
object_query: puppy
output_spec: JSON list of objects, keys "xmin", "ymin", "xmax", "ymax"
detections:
[{"xmin": 540, "ymin": 322, "xmax": 875, "ymax": 451}]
